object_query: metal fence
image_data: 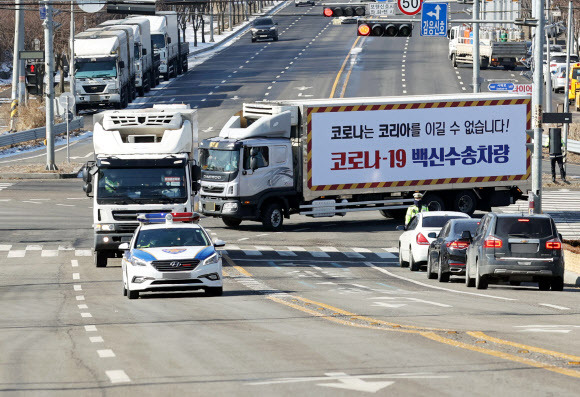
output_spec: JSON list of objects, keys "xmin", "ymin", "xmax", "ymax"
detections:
[{"xmin": 0, "ymin": 117, "xmax": 84, "ymax": 148}]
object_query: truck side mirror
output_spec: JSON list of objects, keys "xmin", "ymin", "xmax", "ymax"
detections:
[
  {"xmin": 83, "ymin": 182, "xmax": 92, "ymax": 196},
  {"xmin": 167, "ymin": 37, "xmax": 172, "ymax": 44},
  {"xmin": 142, "ymin": 48, "xmax": 147, "ymax": 56},
  {"xmin": 461, "ymin": 230, "xmax": 472, "ymax": 241},
  {"xmin": 82, "ymin": 165, "xmax": 92, "ymax": 183},
  {"xmin": 119, "ymin": 61, "xmax": 125, "ymax": 69},
  {"xmin": 191, "ymin": 163, "xmax": 201, "ymax": 193},
  {"xmin": 250, "ymin": 156, "xmax": 258, "ymax": 171}
]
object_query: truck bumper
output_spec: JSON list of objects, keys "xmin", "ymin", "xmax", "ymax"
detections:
[
  {"xmin": 77, "ymin": 94, "xmax": 121, "ymax": 104},
  {"xmin": 159, "ymin": 63, "xmax": 168, "ymax": 73},
  {"xmin": 200, "ymin": 197, "xmax": 257, "ymax": 219},
  {"xmin": 135, "ymin": 76, "xmax": 143, "ymax": 87}
]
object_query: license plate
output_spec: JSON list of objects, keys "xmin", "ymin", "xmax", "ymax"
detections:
[
  {"xmin": 518, "ymin": 261, "xmax": 532, "ymax": 266},
  {"xmin": 89, "ymin": 95, "xmax": 101, "ymax": 101},
  {"xmin": 205, "ymin": 202, "xmax": 216, "ymax": 211}
]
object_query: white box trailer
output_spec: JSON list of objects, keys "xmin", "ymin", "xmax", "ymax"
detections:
[{"xmin": 199, "ymin": 93, "xmax": 532, "ymax": 230}]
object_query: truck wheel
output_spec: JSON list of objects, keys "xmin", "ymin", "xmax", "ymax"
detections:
[
  {"xmin": 481, "ymin": 58, "xmax": 489, "ymax": 70},
  {"xmin": 424, "ymin": 193, "xmax": 445, "ymax": 211},
  {"xmin": 138, "ymin": 86, "xmax": 144, "ymax": 96},
  {"xmin": 94, "ymin": 251, "xmax": 107, "ymax": 268},
  {"xmin": 451, "ymin": 54, "xmax": 457, "ymax": 67},
  {"xmin": 122, "ymin": 88, "xmax": 129, "ymax": 108},
  {"xmin": 222, "ymin": 217, "xmax": 242, "ymax": 228},
  {"xmin": 262, "ymin": 203, "xmax": 283, "ymax": 231},
  {"xmin": 454, "ymin": 190, "xmax": 477, "ymax": 215},
  {"xmin": 251, "ymin": 38, "xmax": 257, "ymax": 43},
  {"xmin": 183, "ymin": 60, "xmax": 188, "ymax": 72}
]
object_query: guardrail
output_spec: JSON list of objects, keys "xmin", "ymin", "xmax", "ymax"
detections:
[{"xmin": 0, "ymin": 117, "xmax": 84, "ymax": 148}]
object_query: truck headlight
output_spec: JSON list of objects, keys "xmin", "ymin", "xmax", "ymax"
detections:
[
  {"xmin": 132, "ymin": 257, "xmax": 149, "ymax": 267},
  {"xmin": 222, "ymin": 202, "xmax": 239, "ymax": 213},
  {"xmin": 270, "ymin": 27, "xmax": 276, "ymax": 30},
  {"xmin": 203, "ymin": 253, "xmax": 220, "ymax": 266},
  {"xmin": 95, "ymin": 223, "xmax": 115, "ymax": 232}
]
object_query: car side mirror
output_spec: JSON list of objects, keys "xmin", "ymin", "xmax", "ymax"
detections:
[
  {"xmin": 396, "ymin": 225, "xmax": 406, "ymax": 231},
  {"xmin": 428, "ymin": 232, "xmax": 437, "ymax": 238},
  {"xmin": 214, "ymin": 239, "xmax": 226, "ymax": 248},
  {"xmin": 118, "ymin": 243, "xmax": 130, "ymax": 250},
  {"xmin": 461, "ymin": 230, "xmax": 472, "ymax": 241}
]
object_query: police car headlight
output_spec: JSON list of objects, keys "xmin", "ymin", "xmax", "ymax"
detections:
[
  {"xmin": 95, "ymin": 223, "xmax": 115, "ymax": 232},
  {"xmin": 203, "ymin": 253, "xmax": 220, "ymax": 266},
  {"xmin": 222, "ymin": 202, "xmax": 239, "ymax": 213},
  {"xmin": 132, "ymin": 257, "xmax": 149, "ymax": 267}
]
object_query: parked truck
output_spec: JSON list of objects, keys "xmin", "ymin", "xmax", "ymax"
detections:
[
  {"xmin": 199, "ymin": 93, "xmax": 531, "ymax": 230},
  {"xmin": 81, "ymin": 104, "xmax": 200, "ymax": 267},
  {"xmin": 73, "ymin": 30, "xmax": 132, "ymax": 111},
  {"xmin": 144, "ymin": 11, "xmax": 189, "ymax": 80},
  {"xmin": 448, "ymin": 26, "xmax": 527, "ymax": 70},
  {"xmin": 100, "ymin": 17, "xmax": 155, "ymax": 96}
]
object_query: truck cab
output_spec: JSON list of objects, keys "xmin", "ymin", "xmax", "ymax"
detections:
[{"xmin": 82, "ymin": 105, "xmax": 199, "ymax": 267}]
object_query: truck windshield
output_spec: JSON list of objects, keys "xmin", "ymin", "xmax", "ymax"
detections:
[
  {"xmin": 76, "ymin": 60, "xmax": 117, "ymax": 78},
  {"xmin": 151, "ymin": 34, "xmax": 165, "ymax": 49},
  {"xmin": 200, "ymin": 149, "xmax": 240, "ymax": 172},
  {"xmin": 97, "ymin": 167, "xmax": 187, "ymax": 204}
]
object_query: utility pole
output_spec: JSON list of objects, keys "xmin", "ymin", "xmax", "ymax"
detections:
[
  {"xmin": 70, "ymin": 1, "xmax": 76, "ymax": 115},
  {"xmin": 563, "ymin": 0, "xmax": 573, "ymax": 176},
  {"xmin": 531, "ymin": 0, "xmax": 545, "ymax": 213},
  {"xmin": 10, "ymin": 0, "xmax": 24, "ymax": 131},
  {"xmin": 472, "ymin": 0, "xmax": 480, "ymax": 93},
  {"xmin": 44, "ymin": 0, "xmax": 57, "ymax": 170},
  {"xmin": 545, "ymin": 30, "xmax": 551, "ymax": 112}
]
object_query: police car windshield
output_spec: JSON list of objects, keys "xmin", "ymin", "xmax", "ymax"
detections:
[
  {"xmin": 97, "ymin": 167, "xmax": 187, "ymax": 204},
  {"xmin": 135, "ymin": 228, "xmax": 211, "ymax": 248},
  {"xmin": 200, "ymin": 149, "xmax": 240, "ymax": 172}
]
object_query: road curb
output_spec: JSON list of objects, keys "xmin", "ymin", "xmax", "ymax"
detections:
[{"xmin": 0, "ymin": 165, "xmax": 83, "ymax": 180}]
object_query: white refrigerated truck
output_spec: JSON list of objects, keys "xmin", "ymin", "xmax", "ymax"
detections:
[
  {"xmin": 199, "ymin": 94, "xmax": 532, "ymax": 230},
  {"xmin": 82, "ymin": 104, "xmax": 200, "ymax": 267}
]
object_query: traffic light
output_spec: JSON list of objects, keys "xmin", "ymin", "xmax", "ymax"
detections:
[
  {"xmin": 25, "ymin": 62, "xmax": 44, "ymax": 96},
  {"xmin": 357, "ymin": 20, "xmax": 413, "ymax": 37},
  {"xmin": 323, "ymin": 4, "xmax": 366, "ymax": 17}
]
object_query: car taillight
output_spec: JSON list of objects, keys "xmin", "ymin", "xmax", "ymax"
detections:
[
  {"xmin": 550, "ymin": 63, "xmax": 557, "ymax": 67},
  {"xmin": 546, "ymin": 239, "xmax": 562, "ymax": 250},
  {"xmin": 483, "ymin": 236, "xmax": 502, "ymax": 248},
  {"xmin": 447, "ymin": 240, "xmax": 470, "ymax": 249},
  {"xmin": 416, "ymin": 233, "xmax": 430, "ymax": 245}
]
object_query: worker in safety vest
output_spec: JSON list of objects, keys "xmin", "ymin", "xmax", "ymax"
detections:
[
  {"xmin": 103, "ymin": 170, "xmax": 120, "ymax": 193},
  {"xmin": 405, "ymin": 192, "xmax": 429, "ymax": 225}
]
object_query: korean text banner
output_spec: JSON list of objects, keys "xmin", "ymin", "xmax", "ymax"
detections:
[{"xmin": 307, "ymin": 101, "xmax": 529, "ymax": 189}]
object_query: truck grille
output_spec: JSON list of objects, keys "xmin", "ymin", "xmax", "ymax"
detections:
[
  {"xmin": 202, "ymin": 185, "xmax": 224, "ymax": 194},
  {"xmin": 112, "ymin": 210, "xmax": 169, "ymax": 222},
  {"xmin": 107, "ymin": 114, "xmax": 176, "ymax": 126},
  {"xmin": 83, "ymin": 85, "xmax": 106, "ymax": 94},
  {"xmin": 116, "ymin": 223, "xmax": 139, "ymax": 233},
  {"xmin": 151, "ymin": 259, "xmax": 201, "ymax": 272}
]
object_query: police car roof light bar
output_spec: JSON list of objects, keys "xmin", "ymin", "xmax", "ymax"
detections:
[{"xmin": 137, "ymin": 212, "xmax": 201, "ymax": 224}]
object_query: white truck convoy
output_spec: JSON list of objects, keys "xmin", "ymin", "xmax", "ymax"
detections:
[
  {"xmin": 73, "ymin": 12, "xmax": 188, "ymax": 111},
  {"xmin": 198, "ymin": 94, "xmax": 532, "ymax": 230},
  {"xmin": 82, "ymin": 104, "xmax": 200, "ymax": 267}
]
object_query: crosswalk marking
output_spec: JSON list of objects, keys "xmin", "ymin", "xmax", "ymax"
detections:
[
  {"xmin": 7, "ymin": 250, "xmax": 25, "ymax": 258},
  {"xmin": 0, "ymin": 182, "xmax": 14, "ymax": 192}
]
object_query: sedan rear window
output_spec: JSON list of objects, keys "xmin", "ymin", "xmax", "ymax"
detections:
[
  {"xmin": 494, "ymin": 217, "xmax": 554, "ymax": 239},
  {"xmin": 422, "ymin": 216, "xmax": 467, "ymax": 228}
]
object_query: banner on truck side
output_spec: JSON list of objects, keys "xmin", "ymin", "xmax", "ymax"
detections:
[{"xmin": 306, "ymin": 98, "xmax": 531, "ymax": 190}]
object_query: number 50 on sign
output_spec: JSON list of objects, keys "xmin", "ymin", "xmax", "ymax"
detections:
[{"xmin": 398, "ymin": 0, "xmax": 422, "ymax": 15}]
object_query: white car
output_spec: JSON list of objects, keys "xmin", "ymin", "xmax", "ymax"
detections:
[
  {"xmin": 551, "ymin": 65, "xmax": 567, "ymax": 93},
  {"xmin": 295, "ymin": 0, "xmax": 314, "ymax": 5},
  {"xmin": 120, "ymin": 212, "xmax": 225, "ymax": 299},
  {"xmin": 544, "ymin": 52, "xmax": 578, "ymax": 77},
  {"xmin": 397, "ymin": 211, "xmax": 470, "ymax": 271}
]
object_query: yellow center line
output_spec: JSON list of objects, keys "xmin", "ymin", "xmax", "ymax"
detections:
[{"xmin": 329, "ymin": 36, "xmax": 361, "ymax": 98}]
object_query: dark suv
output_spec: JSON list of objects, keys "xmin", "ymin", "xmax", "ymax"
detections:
[
  {"xmin": 464, "ymin": 213, "xmax": 564, "ymax": 291},
  {"xmin": 251, "ymin": 18, "xmax": 278, "ymax": 42}
]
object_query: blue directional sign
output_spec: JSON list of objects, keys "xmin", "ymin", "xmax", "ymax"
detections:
[
  {"xmin": 488, "ymin": 83, "xmax": 515, "ymax": 91},
  {"xmin": 39, "ymin": 5, "xmax": 46, "ymax": 20},
  {"xmin": 420, "ymin": 3, "xmax": 447, "ymax": 37}
]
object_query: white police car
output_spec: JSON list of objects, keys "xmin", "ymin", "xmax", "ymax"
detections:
[{"xmin": 119, "ymin": 212, "xmax": 225, "ymax": 299}]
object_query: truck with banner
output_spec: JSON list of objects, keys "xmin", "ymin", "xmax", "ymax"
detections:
[{"xmin": 198, "ymin": 93, "xmax": 531, "ymax": 230}]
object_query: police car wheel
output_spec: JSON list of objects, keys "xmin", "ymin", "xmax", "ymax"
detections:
[{"xmin": 205, "ymin": 287, "xmax": 223, "ymax": 296}]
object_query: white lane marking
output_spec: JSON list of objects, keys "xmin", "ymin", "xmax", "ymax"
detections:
[
  {"xmin": 27, "ymin": 245, "xmax": 42, "ymax": 250},
  {"xmin": 288, "ymin": 246, "xmax": 306, "ymax": 252},
  {"xmin": 71, "ymin": 260, "xmax": 79, "ymax": 267},
  {"xmin": 256, "ymin": 233, "xmax": 270, "ymax": 237},
  {"xmin": 0, "ymin": 245, "xmax": 12, "ymax": 251},
  {"xmin": 75, "ymin": 250, "xmax": 92, "ymax": 257},
  {"xmin": 56, "ymin": 204, "xmax": 75, "ymax": 207},
  {"xmin": 106, "ymin": 370, "xmax": 131, "ymax": 383},
  {"xmin": 255, "ymin": 246, "xmax": 273, "ymax": 251},
  {"xmin": 42, "ymin": 250, "xmax": 58, "ymax": 257},
  {"xmin": 365, "ymin": 263, "xmax": 517, "ymax": 301},
  {"xmin": 28, "ymin": 198, "xmax": 49, "ymax": 201},
  {"xmin": 539, "ymin": 303, "xmax": 570, "ymax": 310},
  {"xmin": 352, "ymin": 248, "xmax": 371, "ymax": 253},
  {"xmin": 519, "ymin": 328, "xmax": 571, "ymax": 333},
  {"xmin": 78, "ymin": 304, "xmax": 88, "ymax": 309},
  {"xmin": 81, "ymin": 312, "xmax": 92, "ymax": 318},
  {"xmin": 98, "ymin": 350, "xmax": 116, "ymax": 358},
  {"xmin": 74, "ymin": 285, "xmax": 82, "ymax": 291},
  {"xmin": 238, "ymin": 237, "xmax": 250, "ymax": 241},
  {"xmin": 85, "ymin": 325, "xmax": 97, "ymax": 332},
  {"xmin": 22, "ymin": 201, "xmax": 42, "ymax": 204},
  {"xmin": 76, "ymin": 295, "xmax": 85, "ymax": 301},
  {"xmin": 407, "ymin": 297, "xmax": 452, "ymax": 307},
  {"xmin": 7, "ymin": 250, "xmax": 25, "ymax": 258},
  {"xmin": 319, "ymin": 247, "xmax": 339, "ymax": 253},
  {"xmin": 90, "ymin": 336, "xmax": 104, "ymax": 343},
  {"xmin": 73, "ymin": 273, "xmax": 80, "ymax": 280}
]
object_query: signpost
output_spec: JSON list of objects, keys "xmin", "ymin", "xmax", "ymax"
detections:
[
  {"xmin": 368, "ymin": 1, "xmax": 396, "ymax": 16},
  {"xmin": 397, "ymin": 0, "xmax": 422, "ymax": 16},
  {"xmin": 420, "ymin": 3, "xmax": 447, "ymax": 37},
  {"xmin": 58, "ymin": 92, "xmax": 75, "ymax": 163},
  {"xmin": 488, "ymin": 82, "xmax": 515, "ymax": 91}
]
